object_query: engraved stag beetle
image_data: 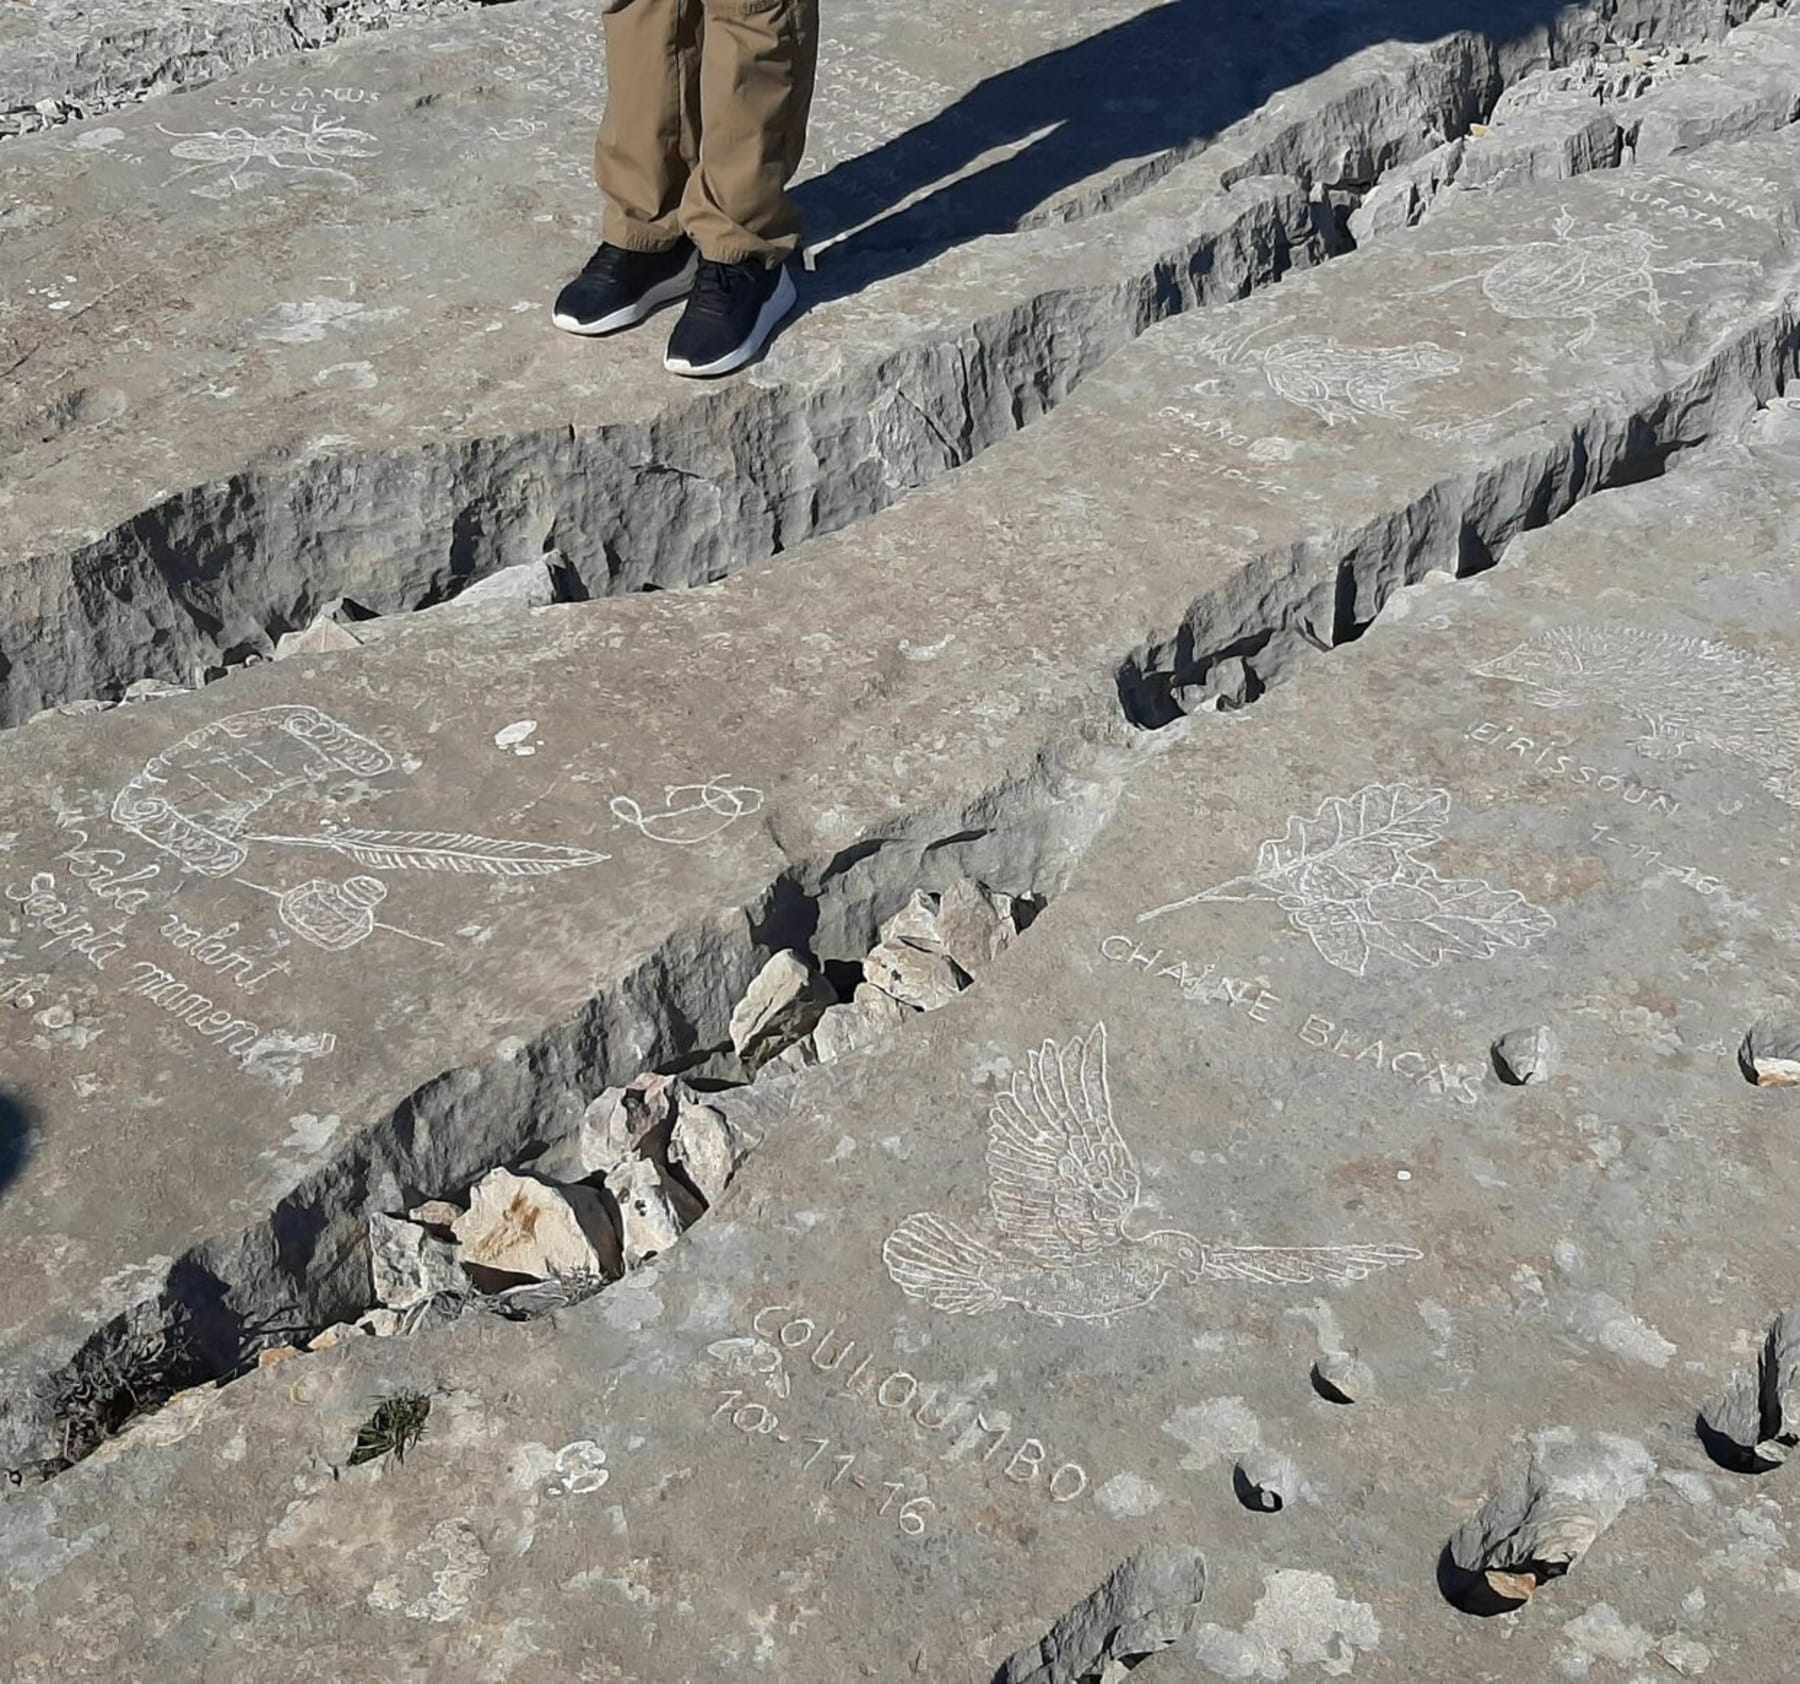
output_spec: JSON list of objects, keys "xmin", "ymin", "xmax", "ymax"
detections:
[
  {"xmin": 882, "ymin": 1024, "xmax": 1419, "ymax": 1324},
  {"xmin": 158, "ymin": 110, "xmax": 380, "ymax": 196}
]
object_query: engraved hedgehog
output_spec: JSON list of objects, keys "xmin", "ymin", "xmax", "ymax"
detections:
[
  {"xmin": 1255, "ymin": 336, "xmax": 1462, "ymax": 426},
  {"xmin": 1474, "ymin": 623, "xmax": 1800, "ymax": 806},
  {"xmin": 1189, "ymin": 319, "xmax": 1462, "ymax": 426}
]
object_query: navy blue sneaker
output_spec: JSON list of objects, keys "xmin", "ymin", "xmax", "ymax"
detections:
[
  {"xmin": 552, "ymin": 240, "xmax": 698, "ymax": 337},
  {"xmin": 663, "ymin": 258, "xmax": 797, "ymax": 377}
]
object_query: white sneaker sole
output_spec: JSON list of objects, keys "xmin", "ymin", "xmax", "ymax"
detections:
[
  {"xmin": 663, "ymin": 266, "xmax": 797, "ymax": 378},
  {"xmin": 551, "ymin": 253, "xmax": 698, "ymax": 337}
]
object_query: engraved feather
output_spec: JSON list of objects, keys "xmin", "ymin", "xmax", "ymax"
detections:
[
  {"xmin": 1198, "ymin": 1242, "xmax": 1424, "ymax": 1284},
  {"xmin": 249, "ymin": 829, "xmax": 610, "ymax": 875}
]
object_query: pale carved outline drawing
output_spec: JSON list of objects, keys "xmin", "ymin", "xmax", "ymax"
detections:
[
  {"xmin": 1192, "ymin": 319, "xmax": 1463, "ymax": 425},
  {"xmin": 882, "ymin": 1024, "xmax": 1420, "ymax": 1324},
  {"xmin": 545, "ymin": 1440, "xmax": 611, "ymax": 1497},
  {"xmin": 157, "ymin": 109, "xmax": 380, "ymax": 197},
  {"xmin": 1137, "ymin": 782, "xmax": 1555, "ymax": 978},
  {"xmin": 1422, "ymin": 208, "xmax": 1755, "ymax": 355},
  {"xmin": 1475, "ymin": 622, "xmax": 1800, "ymax": 806},
  {"xmin": 111, "ymin": 705, "xmax": 609, "ymax": 952},
  {"xmin": 611, "ymin": 777, "xmax": 765, "ymax": 846}
]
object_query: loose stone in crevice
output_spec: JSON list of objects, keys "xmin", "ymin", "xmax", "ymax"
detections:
[{"xmin": 315, "ymin": 876, "xmax": 1028, "ymax": 1333}]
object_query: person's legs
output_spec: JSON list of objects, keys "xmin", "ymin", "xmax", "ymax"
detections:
[
  {"xmin": 679, "ymin": 0, "xmax": 819, "ymax": 265},
  {"xmin": 596, "ymin": 0, "xmax": 703, "ymax": 252},
  {"xmin": 553, "ymin": 0, "xmax": 703, "ymax": 334}
]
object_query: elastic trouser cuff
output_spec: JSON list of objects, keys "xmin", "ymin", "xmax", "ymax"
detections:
[
  {"xmin": 696, "ymin": 239, "xmax": 795, "ymax": 267},
  {"xmin": 602, "ymin": 215, "xmax": 687, "ymax": 254}
]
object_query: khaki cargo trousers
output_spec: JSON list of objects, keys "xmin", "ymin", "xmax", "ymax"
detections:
[{"xmin": 596, "ymin": 0, "xmax": 819, "ymax": 267}]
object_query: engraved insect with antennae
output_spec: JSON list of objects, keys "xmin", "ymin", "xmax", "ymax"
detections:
[
  {"xmin": 157, "ymin": 110, "xmax": 381, "ymax": 197},
  {"xmin": 1419, "ymin": 208, "xmax": 1757, "ymax": 357}
]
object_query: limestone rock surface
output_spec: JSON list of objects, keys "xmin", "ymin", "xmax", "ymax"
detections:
[
  {"xmin": 451, "ymin": 1169, "xmax": 619, "ymax": 1283},
  {"xmin": 367, "ymin": 1213, "xmax": 463, "ymax": 1311}
]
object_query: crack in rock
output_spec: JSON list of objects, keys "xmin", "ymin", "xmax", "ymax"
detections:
[
  {"xmin": 1699, "ymin": 1308, "xmax": 1800, "ymax": 1471},
  {"xmin": 1442, "ymin": 1429, "xmax": 1656, "ymax": 1614},
  {"xmin": 8, "ymin": 0, "xmax": 1791, "ymax": 726},
  {"xmin": 994, "ymin": 1544, "xmax": 1208, "ymax": 1684}
]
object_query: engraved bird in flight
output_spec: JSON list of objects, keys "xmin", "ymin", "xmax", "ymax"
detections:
[{"xmin": 882, "ymin": 1024, "xmax": 1421, "ymax": 1324}]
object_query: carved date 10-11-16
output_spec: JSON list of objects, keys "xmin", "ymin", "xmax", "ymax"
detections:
[{"xmin": 709, "ymin": 1391, "xmax": 935, "ymax": 1535}]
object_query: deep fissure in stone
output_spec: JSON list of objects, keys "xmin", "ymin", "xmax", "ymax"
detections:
[
  {"xmin": 2, "ymin": 771, "xmax": 1118, "ymax": 1482},
  {"xmin": 14, "ymin": 4, "xmax": 1796, "ymax": 728}
]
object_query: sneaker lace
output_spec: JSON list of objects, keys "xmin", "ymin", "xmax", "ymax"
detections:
[{"xmin": 686, "ymin": 259, "xmax": 762, "ymax": 319}]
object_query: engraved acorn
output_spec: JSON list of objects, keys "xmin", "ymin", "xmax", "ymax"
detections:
[{"xmin": 279, "ymin": 875, "xmax": 387, "ymax": 951}]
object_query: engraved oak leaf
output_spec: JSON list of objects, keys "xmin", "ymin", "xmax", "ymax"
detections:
[{"xmin": 1138, "ymin": 781, "xmax": 1554, "ymax": 977}]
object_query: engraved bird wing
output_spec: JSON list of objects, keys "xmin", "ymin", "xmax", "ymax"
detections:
[
  {"xmin": 1197, "ymin": 1242, "xmax": 1422, "ymax": 1284},
  {"xmin": 986, "ymin": 1024, "xmax": 1140, "ymax": 1261}
]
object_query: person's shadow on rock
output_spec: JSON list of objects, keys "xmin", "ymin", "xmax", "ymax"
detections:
[
  {"xmin": 795, "ymin": 0, "xmax": 1580, "ymax": 306},
  {"xmin": 0, "ymin": 1089, "xmax": 38, "ymax": 1207}
]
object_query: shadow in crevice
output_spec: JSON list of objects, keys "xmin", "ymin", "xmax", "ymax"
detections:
[
  {"xmin": 0, "ymin": 1089, "xmax": 37, "ymax": 1206},
  {"xmin": 795, "ymin": 0, "xmax": 1620, "ymax": 303}
]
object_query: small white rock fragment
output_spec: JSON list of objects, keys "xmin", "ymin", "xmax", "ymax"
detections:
[
  {"xmin": 1236, "ymin": 1448, "xmax": 1300, "ymax": 1512},
  {"xmin": 1658, "ymin": 1635, "xmax": 1713, "ymax": 1677},
  {"xmin": 881, "ymin": 889, "xmax": 945, "ymax": 950},
  {"xmin": 274, "ymin": 614, "xmax": 362, "ymax": 660},
  {"xmin": 933, "ymin": 878, "xmax": 1021, "ymax": 971},
  {"xmin": 453, "ymin": 559, "xmax": 557, "ymax": 611},
  {"xmin": 808, "ymin": 982, "xmax": 912, "ymax": 1063},
  {"xmin": 730, "ymin": 949, "xmax": 837, "ymax": 1072},
  {"xmin": 453, "ymin": 1167, "xmax": 620, "ymax": 1282},
  {"xmin": 1742, "ymin": 1019, "xmax": 1800, "ymax": 1086},
  {"xmin": 1494, "ymin": 1025, "xmax": 1558, "ymax": 1085},
  {"xmin": 367, "ymin": 1213, "xmax": 463, "ymax": 1310},
  {"xmin": 405, "ymin": 1199, "xmax": 463, "ymax": 1235},
  {"xmin": 764, "ymin": 1035, "xmax": 822, "ymax": 1076},
  {"xmin": 355, "ymin": 1308, "xmax": 406, "ymax": 1337},
  {"xmin": 567, "ymin": 1084, "xmax": 634, "ymax": 1178},
  {"xmin": 604, "ymin": 1155, "xmax": 691, "ymax": 1269},
  {"xmin": 120, "ymin": 677, "xmax": 186, "ymax": 703}
]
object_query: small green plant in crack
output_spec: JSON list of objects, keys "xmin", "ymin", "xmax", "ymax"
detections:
[{"xmin": 347, "ymin": 1392, "xmax": 432, "ymax": 1468}]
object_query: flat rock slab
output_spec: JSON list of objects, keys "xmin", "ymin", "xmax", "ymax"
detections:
[
  {"xmin": 7, "ymin": 367, "xmax": 1800, "ymax": 1683},
  {"xmin": 2, "ymin": 119, "xmax": 1799, "ymax": 1470},
  {"xmin": 0, "ymin": 0, "xmax": 507, "ymax": 138},
  {"xmin": 0, "ymin": 0, "xmax": 1782, "ymax": 723}
]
